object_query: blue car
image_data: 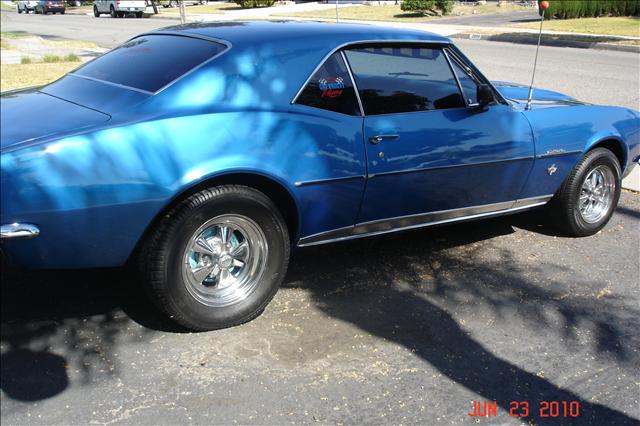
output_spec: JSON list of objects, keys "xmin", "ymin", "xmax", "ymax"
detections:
[{"xmin": 1, "ymin": 21, "xmax": 638, "ymax": 330}]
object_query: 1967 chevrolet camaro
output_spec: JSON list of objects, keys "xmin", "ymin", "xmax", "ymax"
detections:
[{"xmin": 1, "ymin": 21, "xmax": 639, "ymax": 330}]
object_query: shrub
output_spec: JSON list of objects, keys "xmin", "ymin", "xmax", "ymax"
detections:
[
  {"xmin": 236, "ymin": 0, "xmax": 275, "ymax": 8},
  {"xmin": 42, "ymin": 54, "xmax": 62, "ymax": 63},
  {"xmin": 543, "ymin": 0, "xmax": 640, "ymax": 19},
  {"xmin": 401, "ymin": 0, "xmax": 454, "ymax": 15},
  {"xmin": 64, "ymin": 53, "xmax": 80, "ymax": 62},
  {"xmin": 20, "ymin": 56, "xmax": 32, "ymax": 64}
]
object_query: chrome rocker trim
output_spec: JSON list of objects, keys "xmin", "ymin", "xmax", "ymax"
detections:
[
  {"xmin": 297, "ymin": 195, "xmax": 553, "ymax": 247},
  {"xmin": 0, "ymin": 223, "xmax": 40, "ymax": 240}
]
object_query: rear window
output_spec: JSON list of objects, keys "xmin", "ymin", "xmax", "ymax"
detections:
[{"xmin": 73, "ymin": 34, "xmax": 227, "ymax": 93}]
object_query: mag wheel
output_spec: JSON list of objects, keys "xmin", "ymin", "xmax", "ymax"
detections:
[
  {"xmin": 141, "ymin": 185, "xmax": 290, "ymax": 331},
  {"xmin": 551, "ymin": 148, "xmax": 621, "ymax": 237}
]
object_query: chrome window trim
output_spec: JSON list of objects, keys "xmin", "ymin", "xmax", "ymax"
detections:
[
  {"xmin": 442, "ymin": 48, "xmax": 469, "ymax": 107},
  {"xmin": 340, "ymin": 50, "xmax": 365, "ymax": 117},
  {"xmin": 291, "ymin": 39, "xmax": 450, "ymax": 105},
  {"xmin": 68, "ymin": 74, "xmax": 155, "ymax": 95},
  {"xmin": 446, "ymin": 45, "xmax": 507, "ymax": 105},
  {"xmin": 69, "ymin": 32, "xmax": 232, "ymax": 96},
  {"xmin": 297, "ymin": 195, "xmax": 553, "ymax": 247}
]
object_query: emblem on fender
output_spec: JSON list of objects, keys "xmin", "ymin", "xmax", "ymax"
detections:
[{"xmin": 547, "ymin": 164, "xmax": 558, "ymax": 176}]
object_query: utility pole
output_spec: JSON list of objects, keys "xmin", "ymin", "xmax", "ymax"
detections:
[{"xmin": 180, "ymin": 0, "xmax": 187, "ymax": 24}]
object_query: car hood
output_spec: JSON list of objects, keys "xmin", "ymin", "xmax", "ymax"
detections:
[
  {"xmin": 0, "ymin": 88, "xmax": 111, "ymax": 152},
  {"xmin": 491, "ymin": 80, "xmax": 588, "ymax": 108}
]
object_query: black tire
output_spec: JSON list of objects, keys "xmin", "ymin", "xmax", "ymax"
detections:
[
  {"xmin": 550, "ymin": 148, "xmax": 621, "ymax": 237},
  {"xmin": 140, "ymin": 185, "xmax": 290, "ymax": 331},
  {"xmin": 136, "ymin": 11, "xmax": 143, "ymax": 18},
  {"xmin": 110, "ymin": 6, "xmax": 117, "ymax": 18},
  {"xmin": 60, "ymin": 10, "xmax": 64, "ymax": 14},
  {"xmin": 93, "ymin": 5, "xmax": 100, "ymax": 17},
  {"xmin": 17, "ymin": 6, "xmax": 22, "ymax": 13}
]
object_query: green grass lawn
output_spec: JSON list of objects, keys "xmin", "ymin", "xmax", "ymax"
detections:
[
  {"xmin": 509, "ymin": 17, "xmax": 640, "ymax": 37},
  {"xmin": 1, "ymin": 62, "xmax": 78, "ymax": 92},
  {"xmin": 274, "ymin": 3, "xmax": 530, "ymax": 23},
  {"xmin": 0, "ymin": 2, "xmax": 16, "ymax": 11}
]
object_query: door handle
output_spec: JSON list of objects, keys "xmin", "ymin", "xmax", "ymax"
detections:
[{"xmin": 369, "ymin": 134, "xmax": 400, "ymax": 144}]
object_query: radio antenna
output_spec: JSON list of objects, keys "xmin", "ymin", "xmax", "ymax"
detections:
[{"xmin": 526, "ymin": 1, "xmax": 550, "ymax": 111}]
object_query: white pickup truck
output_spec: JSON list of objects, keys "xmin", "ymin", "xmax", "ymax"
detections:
[{"xmin": 93, "ymin": 0, "xmax": 148, "ymax": 18}]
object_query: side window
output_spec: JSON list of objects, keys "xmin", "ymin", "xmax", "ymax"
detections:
[
  {"xmin": 295, "ymin": 52, "xmax": 361, "ymax": 116},
  {"xmin": 344, "ymin": 46, "xmax": 465, "ymax": 115},
  {"xmin": 449, "ymin": 55, "xmax": 481, "ymax": 106}
]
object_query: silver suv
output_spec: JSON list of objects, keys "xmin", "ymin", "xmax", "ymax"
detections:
[{"xmin": 93, "ymin": 0, "xmax": 148, "ymax": 18}]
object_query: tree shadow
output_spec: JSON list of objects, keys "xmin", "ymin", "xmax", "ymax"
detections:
[
  {"xmin": 0, "ymin": 267, "xmax": 184, "ymax": 402},
  {"xmin": 284, "ymin": 212, "xmax": 639, "ymax": 424}
]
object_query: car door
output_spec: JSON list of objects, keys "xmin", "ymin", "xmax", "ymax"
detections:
[{"xmin": 343, "ymin": 44, "xmax": 535, "ymax": 225}]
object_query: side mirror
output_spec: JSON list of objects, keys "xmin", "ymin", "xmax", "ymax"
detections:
[{"xmin": 476, "ymin": 84, "xmax": 494, "ymax": 108}]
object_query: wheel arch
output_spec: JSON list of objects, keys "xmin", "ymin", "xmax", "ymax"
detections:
[
  {"xmin": 585, "ymin": 136, "xmax": 627, "ymax": 172},
  {"xmin": 129, "ymin": 171, "xmax": 301, "ymax": 264}
]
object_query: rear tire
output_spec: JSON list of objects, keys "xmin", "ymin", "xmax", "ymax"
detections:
[
  {"xmin": 110, "ymin": 6, "xmax": 117, "ymax": 18},
  {"xmin": 93, "ymin": 5, "xmax": 100, "ymax": 17},
  {"xmin": 136, "ymin": 11, "xmax": 143, "ymax": 18},
  {"xmin": 140, "ymin": 185, "xmax": 290, "ymax": 331},
  {"xmin": 550, "ymin": 148, "xmax": 621, "ymax": 237}
]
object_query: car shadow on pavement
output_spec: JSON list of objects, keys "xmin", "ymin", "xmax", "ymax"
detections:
[
  {"xmin": 285, "ymin": 213, "xmax": 639, "ymax": 424},
  {"xmin": 1, "ymin": 207, "xmax": 638, "ymax": 426}
]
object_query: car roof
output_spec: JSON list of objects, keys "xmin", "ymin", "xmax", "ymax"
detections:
[{"xmin": 153, "ymin": 20, "xmax": 451, "ymax": 48}]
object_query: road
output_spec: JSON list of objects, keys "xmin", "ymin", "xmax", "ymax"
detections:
[
  {"xmin": 1, "ymin": 11, "xmax": 640, "ymax": 425},
  {"xmin": 2, "ymin": 11, "xmax": 638, "ymax": 110}
]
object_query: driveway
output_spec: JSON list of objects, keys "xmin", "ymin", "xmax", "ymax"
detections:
[{"xmin": 2, "ymin": 193, "xmax": 639, "ymax": 424}]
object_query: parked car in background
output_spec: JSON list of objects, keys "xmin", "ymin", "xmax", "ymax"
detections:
[
  {"xmin": 16, "ymin": 1, "xmax": 40, "ymax": 13},
  {"xmin": 34, "ymin": 0, "xmax": 66, "ymax": 14},
  {"xmin": 1, "ymin": 22, "xmax": 638, "ymax": 331},
  {"xmin": 93, "ymin": 0, "xmax": 147, "ymax": 18}
]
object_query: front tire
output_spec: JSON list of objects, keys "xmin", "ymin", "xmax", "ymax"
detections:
[
  {"xmin": 140, "ymin": 185, "xmax": 290, "ymax": 331},
  {"xmin": 550, "ymin": 148, "xmax": 621, "ymax": 237},
  {"xmin": 110, "ymin": 6, "xmax": 117, "ymax": 18},
  {"xmin": 94, "ymin": 5, "xmax": 100, "ymax": 17}
]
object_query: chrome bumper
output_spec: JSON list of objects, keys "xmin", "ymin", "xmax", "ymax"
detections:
[{"xmin": 0, "ymin": 223, "xmax": 40, "ymax": 240}]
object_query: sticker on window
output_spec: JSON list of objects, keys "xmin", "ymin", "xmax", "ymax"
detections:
[{"xmin": 319, "ymin": 77, "xmax": 344, "ymax": 98}]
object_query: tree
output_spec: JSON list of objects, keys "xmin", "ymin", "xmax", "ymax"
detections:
[{"xmin": 401, "ymin": 0, "xmax": 454, "ymax": 16}]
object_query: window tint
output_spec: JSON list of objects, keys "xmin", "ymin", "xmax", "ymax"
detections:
[
  {"xmin": 449, "ymin": 55, "xmax": 481, "ymax": 106},
  {"xmin": 344, "ymin": 46, "xmax": 465, "ymax": 115},
  {"xmin": 74, "ymin": 35, "xmax": 226, "ymax": 93},
  {"xmin": 295, "ymin": 52, "xmax": 361, "ymax": 116}
]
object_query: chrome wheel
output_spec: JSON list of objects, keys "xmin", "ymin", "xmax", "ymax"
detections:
[
  {"xmin": 578, "ymin": 165, "xmax": 615, "ymax": 224},
  {"xmin": 182, "ymin": 214, "xmax": 268, "ymax": 308}
]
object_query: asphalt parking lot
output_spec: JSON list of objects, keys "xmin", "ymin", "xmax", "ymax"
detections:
[{"xmin": 1, "ymin": 10, "xmax": 640, "ymax": 426}]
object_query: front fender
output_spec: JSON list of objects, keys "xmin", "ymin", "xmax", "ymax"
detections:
[{"xmin": 518, "ymin": 105, "xmax": 638, "ymax": 199}]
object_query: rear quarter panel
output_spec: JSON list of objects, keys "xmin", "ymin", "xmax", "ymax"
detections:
[{"xmin": 1, "ymin": 108, "xmax": 365, "ymax": 268}]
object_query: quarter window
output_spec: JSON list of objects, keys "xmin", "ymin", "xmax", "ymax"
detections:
[
  {"xmin": 449, "ymin": 55, "xmax": 481, "ymax": 106},
  {"xmin": 295, "ymin": 52, "xmax": 361, "ymax": 116},
  {"xmin": 344, "ymin": 46, "xmax": 465, "ymax": 115}
]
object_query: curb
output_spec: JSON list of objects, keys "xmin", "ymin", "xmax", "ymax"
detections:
[{"xmin": 450, "ymin": 32, "xmax": 640, "ymax": 53}]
